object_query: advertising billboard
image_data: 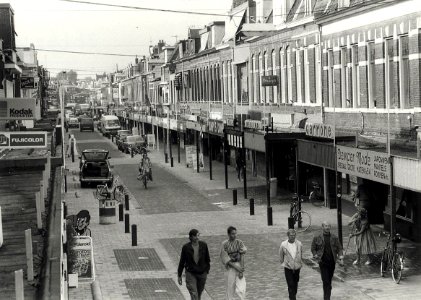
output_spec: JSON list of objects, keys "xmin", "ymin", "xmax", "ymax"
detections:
[
  {"xmin": 0, "ymin": 131, "xmax": 47, "ymax": 149},
  {"xmin": 0, "ymin": 98, "xmax": 37, "ymax": 120}
]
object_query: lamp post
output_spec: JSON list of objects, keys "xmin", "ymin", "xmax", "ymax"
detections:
[{"xmin": 58, "ymin": 72, "xmax": 67, "ymax": 193}]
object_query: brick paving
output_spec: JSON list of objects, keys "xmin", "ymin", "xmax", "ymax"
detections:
[
  {"xmin": 65, "ymin": 128, "xmax": 421, "ymax": 300},
  {"xmin": 124, "ymin": 278, "xmax": 184, "ymax": 300}
]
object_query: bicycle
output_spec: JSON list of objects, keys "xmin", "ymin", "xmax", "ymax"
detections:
[
  {"xmin": 308, "ymin": 182, "xmax": 324, "ymax": 207},
  {"xmin": 95, "ymin": 176, "xmax": 126, "ymax": 202},
  {"xmin": 380, "ymin": 231, "xmax": 404, "ymax": 283},
  {"xmin": 137, "ymin": 169, "xmax": 150, "ymax": 189},
  {"xmin": 290, "ymin": 194, "xmax": 311, "ymax": 232}
]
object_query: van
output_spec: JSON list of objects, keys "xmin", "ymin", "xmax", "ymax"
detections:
[
  {"xmin": 100, "ymin": 115, "xmax": 120, "ymax": 137},
  {"xmin": 80, "ymin": 117, "xmax": 94, "ymax": 132}
]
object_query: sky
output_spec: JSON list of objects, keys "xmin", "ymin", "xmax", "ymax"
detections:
[{"xmin": 4, "ymin": 0, "xmax": 232, "ymax": 78}]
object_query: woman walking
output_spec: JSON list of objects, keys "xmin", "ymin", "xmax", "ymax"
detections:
[{"xmin": 349, "ymin": 207, "xmax": 377, "ymax": 265}]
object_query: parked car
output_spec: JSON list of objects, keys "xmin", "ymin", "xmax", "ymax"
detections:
[
  {"xmin": 79, "ymin": 117, "xmax": 94, "ymax": 132},
  {"xmin": 67, "ymin": 117, "xmax": 79, "ymax": 129},
  {"xmin": 121, "ymin": 135, "xmax": 145, "ymax": 154},
  {"xmin": 115, "ymin": 130, "xmax": 132, "ymax": 151},
  {"xmin": 79, "ymin": 149, "xmax": 113, "ymax": 188}
]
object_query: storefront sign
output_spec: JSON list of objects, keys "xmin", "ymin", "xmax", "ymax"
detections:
[
  {"xmin": 261, "ymin": 75, "xmax": 278, "ymax": 86},
  {"xmin": 0, "ymin": 131, "xmax": 47, "ymax": 149},
  {"xmin": 208, "ymin": 120, "xmax": 224, "ymax": 136},
  {"xmin": 244, "ymin": 120, "xmax": 263, "ymax": 130},
  {"xmin": 0, "ymin": 98, "xmax": 37, "ymax": 120},
  {"xmin": 336, "ymin": 146, "xmax": 390, "ymax": 185},
  {"xmin": 20, "ymin": 77, "xmax": 36, "ymax": 89},
  {"xmin": 67, "ymin": 236, "xmax": 95, "ymax": 283},
  {"xmin": 305, "ymin": 123, "xmax": 335, "ymax": 140}
]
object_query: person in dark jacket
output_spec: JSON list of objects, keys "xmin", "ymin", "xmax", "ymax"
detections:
[
  {"xmin": 178, "ymin": 229, "xmax": 211, "ymax": 300},
  {"xmin": 311, "ymin": 222, "xmax": 344, "ymax": 300}
]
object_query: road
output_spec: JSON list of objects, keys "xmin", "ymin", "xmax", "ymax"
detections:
[{"xmin": 66, "ymin": 128, "xmax": 421, "ymax": 300}]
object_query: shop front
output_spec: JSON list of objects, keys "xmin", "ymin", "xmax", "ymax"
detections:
[
  {"xmin": 207, "ymin": 119, "xmax": 225, "ymax": 181},
  {"xmin": 387, "ymin": 156, "xmax": 421, "ymax": 242},
  {"xmin": 225, "ymin": 123, "xmax": 246, "ymax": 196}
]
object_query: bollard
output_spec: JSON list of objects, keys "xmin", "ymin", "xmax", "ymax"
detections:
[
  {"xmin": 35, "ymin": 192, "xmax": 42, "ymax": 229},
  {"xmin": 170, "ymin": 157, "xmax": 174, "ymax": 167},
  {"xmin": 164, "ymin": 153, "xmax": 168, "ymax": 163},
  {"xmin": 267, "ymin": 206, "xmax": 273, "ymax": 226},
  {"xmin": 288, "ymin": 217, "xmax": 295, "ymax": 229},
  {"xmin": 15, "ymin": 269, "xmax": 24, "ymax": 300},
  {"xmin": 131, "ymin": 149, "xmax": 134, "ymax": 158},
  {"xmin": 40, "ymin": 181, "xmax": 45, "ymax": 213},
  {"xmin": 124, "ymin": 214, "xmax": 130, "ymax": 233},
  {"xmin": 111, "ymin": 135, "xmax": 114, "ymax": 143},
  {"xmin": 124, "ymin": 194, "xmax": 130, "ymax": 211},
  {"xmin": 25, "ymin": 229, "xmax": 34, "ymax": 281},
  {"xmin": 118, "ymin": 204, "xmax": 124, "ymax": 222},
  {"xmin": 249, "ymin": 198, "xmax": 255, "ymax": 215},
  {"xmin": 233, "ymin": 189, "xmax": 238, "ymax": 205},
  {"xmin": 131, "ymin": 225, "xmax": 137, "ymax": 246}
]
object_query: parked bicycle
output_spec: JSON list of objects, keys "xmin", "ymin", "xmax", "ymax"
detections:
[
  {"xmin": 290, "ymin": 194, "xmax": 311, "ymax": 232},
  {"xmin": 95, "ymin": 176, "xmax": 126, "ymax": 202},
  {"xmin": 308, "ymin": 182, "xmax": 324, "ymax": 207},
  {"xmin": 131, "ymin": 145, "xmax": 148, "ymax": 156},
  {"xmin": 380, "ymin": 231, "xmax": 404, "ymax": 283}
]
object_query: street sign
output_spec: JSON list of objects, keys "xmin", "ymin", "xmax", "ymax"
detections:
[{"xmin": 0, "ymin": 131, "xmax": 47, "ymax": 149}]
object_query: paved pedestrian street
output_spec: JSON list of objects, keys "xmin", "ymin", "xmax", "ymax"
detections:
[{"xmin": 64, "ymin": 130, "xmax": 421, "ymax": 300}]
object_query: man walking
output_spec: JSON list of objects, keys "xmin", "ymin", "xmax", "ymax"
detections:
[
  {"xmin": 279, "ymin": 229, "xmax": 302, "ymax": 300},
  {"xmin": 311, "ymin": 222, "xmax": 344, "ymax": 300},
  {"xmin": 177, "ymin": 229, "xmax": 210, "ymax": 300},
  {"xmin": 220, "ymin": 226, "xmax": 247, "ymax": 300}
]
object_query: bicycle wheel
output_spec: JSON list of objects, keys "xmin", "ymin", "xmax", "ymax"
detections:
[
  {"xmin": 113, "ymin": 185, "xmax": 125, "ymax": 202},
  {"xmin": 293, "ymin": 210, "xmax": 311, "ymax": 232},
  {"xmin": 392, "ymin": 252, "xmax": 404, "ymax": 283},
  {"xmin": 380, "ymin": 249, "xmax": 388, "ymax": 277},
  {"xmin": 309, "ymin": 191, "xmax": 324, "ymax": 207}
]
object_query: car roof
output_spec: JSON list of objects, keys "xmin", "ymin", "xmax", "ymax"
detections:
[{"xmin": 82, "ymin": 149, "xmax": 109, "ymax": 153}]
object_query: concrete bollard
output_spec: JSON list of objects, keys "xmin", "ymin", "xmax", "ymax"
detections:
[
  {"xmin": 124, "ymin": 194, "xmax": 129, "ymax": 211},
  {"xmin": 25, "ymin": 229, "xmax": 34, "ymax": 281},
  {"xmin": 124, "ymin": 214, "xmax": 130, "ymax": 233},
  {"xmin": 249, "ymin": 198, "xmax": 255, "ymax": 215},
  {"xmin": 119, "ymin": 204, "xmax": 124, "ymax": 222},
  {"xmin": 0, "ymin": 206, "xmax": 3, "ymax": 248},
  {"xmin": 170, "ymin": 157, "xmax": 174, "ymax": 167},
  {"xmin": 35, "ymin": 192, "xmax": 42, "ymax": 229},
  {"xmin": 233, "ymin": 189, "xmax": 238, "ymax": 206},
  {"xmin": 267, "ymin": 206, "xmax": 273, "ymax": 226},
  {"xmin": 288, "ymin": 217, "xmax": 295, "ymax": 229},
  {"xmin": 131, "ymin": 225, "xmax": 137, "ymax": 246},
  {"xmin": 15, "ymin": 269, "xmax": 24, "ymax": 300},
  {"xmin": 91, "ymin": 280, "xmax": 103, "ymax": 300},
  {"xmin": 63, "ymin": 202, "xmax": 68, "ymax": 219}
]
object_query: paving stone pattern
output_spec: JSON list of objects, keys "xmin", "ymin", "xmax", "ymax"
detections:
[
  {"xmin": 114, "ymin": 249, "xmax": 166, "ymax": 271},
  {"xmin": 124, "ymin": 278, "xmax": 184, "ymax": 300}
]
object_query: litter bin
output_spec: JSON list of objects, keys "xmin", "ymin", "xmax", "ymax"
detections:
[
  {"xmin": 99, "ymin": 198, "xmax": 116, "ymax": 224},
  {"xmin": 270, "ymin": 177, "xmax": 278, "ymax": 198}
]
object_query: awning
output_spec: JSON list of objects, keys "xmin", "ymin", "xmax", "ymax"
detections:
[
  {"xmin": 222, "ymin": 8, "xmax": 246, "ymax": 44},
  {"xmin": 5, "ymin": 62, "xmax": 22, "ymax": 75},
  {"xmin": 241, "ymin": 23, "xmax": 277, "ymax": 37}
]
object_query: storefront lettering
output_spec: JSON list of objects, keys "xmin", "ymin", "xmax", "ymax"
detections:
[
  {"xmin": 305, "ymin": 123, "xmax": 334, "ymax": 140},
  {"xmin": 336, "ymin": 145, "xmax": 390, "ymax": 184}
]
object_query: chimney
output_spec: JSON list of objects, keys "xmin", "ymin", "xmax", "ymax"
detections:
[{"xmin": 135, "ymin": 56, "xmax": 139, "ymax": 64}]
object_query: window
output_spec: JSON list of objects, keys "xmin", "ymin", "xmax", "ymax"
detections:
[
  {"xmin": 281, "ymin": 48, "xmax": 288, "ymax": 103},
  {"xmin": 260, "ymin": 53, "xmax": 265, "ymax": 103},
  {"xmin": 228, "ymin": 61, "xmax": 233, "ymax": 103},
  {"xmin": 385, "ymin": 38, "xmax": 396, "ymax": 109},
  {"xmin": 296, "ymin": 48, "xmax": 303, "ymax": 104},
  {"xmin": 304, "ymin": 48, "xmax": 310, "ymax": 104},
  {"xmin": 351, "ymin": 45, "xmax": 359, "ymax": 108},
  {"xmin": 327, "ymin": 49, "xmax": 334, "ymax": 107},
  {"xmin": 367, "ymin": 42, "xmax": 375, "ymax": 108},
  {"xmin": 315, "ymin": 45, "xmax": 322, "ymax": 104},
  {"xmin": 272, "ymin": 50, "xmax": 279, "ymax": 103},
  {"xmin": 222, "ymin": 62, "xmax": 227, "ymax": 103},
  {"xmin": 253, "ymin": 55, "xmax": 259, "ymax": 104},
  {"xmin": 287, "ymin": 48, "xmax": 293, "ymax": 103},
  {"xmin": 399, "ymin": 35, "xmax": 409, "ymax": 109},
  {"xmin": 341, "ymin": 47, "xmax": 347, "ymax": 108},
  {"xmin": 250, "ymin": 56, "xmax": 254, "ymax": 104}
]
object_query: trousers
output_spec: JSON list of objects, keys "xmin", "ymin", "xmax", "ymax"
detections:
[
  {"xmin": 185, "ymin": 271, "xmax": 207, "ymax": 300},
  {"xmin": 225, "ymin": 265, "xmax": 246, "ymax": 300},
  {"xmin": 284, "ymin": 268, "xmax": 300, "ymax": 300},
  {"xmin": 319, "ymin": 263, "xmax": 335, "ymax": 300}
]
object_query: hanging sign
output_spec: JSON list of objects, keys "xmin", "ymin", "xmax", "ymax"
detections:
[
  {"xmin": 0, "ymin": 131, "xmax": 47, "ymax": 149},
  {"xmin": 336, "ymin": 146, "xmax": 391, "ymax": 184},
  {"xmin": 261, "ymin": 75, "xmax": 278, "ymax": 86}
]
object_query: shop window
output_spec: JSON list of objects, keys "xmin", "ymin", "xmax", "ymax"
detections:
[{"xmin": 396, "ymin": 188, "xmax": 414, "ymax": 222}]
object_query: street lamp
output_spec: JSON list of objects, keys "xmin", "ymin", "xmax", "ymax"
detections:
[{"xmin": 59, "ymin": 72, "xmax": 67, "ymax": 192}]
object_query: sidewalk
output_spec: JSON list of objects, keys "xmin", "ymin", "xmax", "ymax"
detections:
[{"xmin": 65, "ymin": 132, "xmax": 421, "ymax": 300}]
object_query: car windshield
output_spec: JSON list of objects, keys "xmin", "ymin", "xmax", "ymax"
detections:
[
  {"xmin": 106, "ymin": 120, "xmax": 120, "ymax": 127},
  {"xmin": 82, "ymin": 151, "xmax": 108, "ymax": 161},
  {"xmin": 118, "ymin": 130, "xmax": 130, "ymax": 136},
  {"xmin": 80, "ymin": 118, "xmax": 93, "ymax": 124}
]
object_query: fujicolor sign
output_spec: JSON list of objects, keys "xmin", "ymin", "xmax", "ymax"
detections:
[
  {"xmin": 0, "ymin": 98, "xmax": 37, "ymax": 120},
  {"xmin": 0, "ymin": 132, "xmax": 47, "ymax": 149},
  {"xmin": 305, "ymin": 123, "xmax": 335, "ymax": 140}
]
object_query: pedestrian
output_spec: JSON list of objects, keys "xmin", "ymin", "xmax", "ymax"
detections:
[
  {"xmin": 177, "ymin": 229, "xmax": 210, "ymax": 300},
  {"xmin": 67, "ymin": 134, "xmax": 79, "ymax": 158},
  {"xmin": 311, "ymin": 222, "xmax": 344, "ymax": 300},
  {"xmin": 236, "ymin": 151, "xmax": 244, "ymax": 182},
  {"xmin": 220, "ymin": 226, "xmax": 247, "ymax": 300},
  {"xmin": 349, "ymin": 207, "xmax": 377, "ymax": 265},
  {"xmin": 279, "ymin": 229, "xmax": 303, "ymax": 300}
]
